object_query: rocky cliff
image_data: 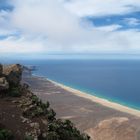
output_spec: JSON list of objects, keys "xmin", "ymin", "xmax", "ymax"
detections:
[
  {"xmin": 0, "ymin": 64, "xmax": 22, "ymax": 92},
  {"xmin": 0, "ymin": 64, "xmax": 90, "ymax": 140}
]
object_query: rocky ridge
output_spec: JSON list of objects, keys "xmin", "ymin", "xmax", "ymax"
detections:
[{"xmin": 0, "ymin": 64, "xmax": 90, "ymax": 140}]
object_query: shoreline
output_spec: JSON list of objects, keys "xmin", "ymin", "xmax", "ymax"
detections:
[
  {"xmin": 44, "ymin": 78, "xmax": 140, "ymax": 118},
  {"xmin": 24, "ymin": 74, "xmax": 140, "ymax": 140}
]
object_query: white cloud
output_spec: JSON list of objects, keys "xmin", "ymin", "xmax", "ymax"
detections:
[
  {"xmin": 9, "ymin": 0, "xmax": 103, "ymax": 50},
  {"xmin": 0, "ymin": 10, "xmax": 17, "ymax": 36},
  {"xmin": 11, "ymin": 0, "xmax": 83, "ymax": 44},
  {"xmin": 0, "ymin": 36, "xmax": 44, "ymax": 53},
  {"xmin": 0, "ymin": 10, "xmax": 10, "ymax": 28},
  {"xmin": 0, "ymin": 0, "xmax": 140, "ymax": 56},
  {"xmin": 96, "ymin": 24, "xmax": 122, "ymax": 32},
  {"xmin": 65, "ymin": 0, "xmax": 140, "ymax": 17},
  {"xmin": 124, "ymin": 18, "xmax": 140, "ymax": 26}
]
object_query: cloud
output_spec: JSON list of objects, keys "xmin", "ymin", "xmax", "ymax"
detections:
[
  {"xmin": 11, "ymin": 0, "xmax": 81, "ymax": 43},
  {"xmin": 0, "ymin": 9, "xmax": 17, "ymax": 36},
  {"xmin": 10, "ymin": 0, "xmax": 103, "ymax": 50},
  {"xmin": 0, "ymin": 0, "xmax": 140, "ymax": 56},
  {"xmin": 65, "ymin": 0, "xmax": 140, "ymax": 17},
  {"xmin": 96, "ymin": 24, "xmax": 122, "ymax": 32},
  {"xmin": 124, "ymin": 18, "xmax": 140, "ymax": 26},
  {"xmin": 0, "ymin": 36, "xmax": 44, "ymax": 53},
  {"xmin": 0, "ymin": 10, "xmax": 9, "ymax": 27}
]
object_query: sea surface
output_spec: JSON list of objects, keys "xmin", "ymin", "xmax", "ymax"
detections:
[{"xmin": 2, "ymin": 59, "xmax": 140, "ymax": 110}]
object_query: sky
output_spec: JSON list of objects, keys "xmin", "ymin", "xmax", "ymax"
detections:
[{"xmin": 0, "ymin": 0, "xmax": 140, "ymax": 58}]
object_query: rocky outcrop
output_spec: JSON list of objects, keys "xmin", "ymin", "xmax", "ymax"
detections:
[
  {"xmin": 0, "ymin": 77, "xmax": 9, "ymax": 91},
  {"xmin": 2, "ymin": 64, "xmax": 22, "ymax": 86},
  {"xmin": 0, "ymin": 64, "xmax": 22, "ymax": 92},
  {"xmin": 92, "ymin": 117, "xmax": 136, "ymax": 140}
]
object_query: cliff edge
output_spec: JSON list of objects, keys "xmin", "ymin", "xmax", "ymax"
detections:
[{"xmin": 0, "ymin": 64, "xmax": 90, "ymax": 140}]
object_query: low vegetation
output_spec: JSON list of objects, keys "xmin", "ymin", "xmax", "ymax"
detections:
[
  {"xmin": 0, "ymin": 128, "xmax": 14, "ymax": 140},
  {"xmin": 46, "ymin": 119, "xmax": 90, "ymax": 140},
  {"xmin": 8, "ymin": 86, "xmax": 22, "ymax": 97},
  {"xmin": 22, "ymin": 93, "xmax": 90, "ymax": 140}
]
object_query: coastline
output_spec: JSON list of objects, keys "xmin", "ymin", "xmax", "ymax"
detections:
[
  {"xmin": 24, "ymin": 74, "xmax": 140, "ymax": 140},
  {"xmin": 46, "ymin": 78, "xmax": 140, "ymax": 118}
]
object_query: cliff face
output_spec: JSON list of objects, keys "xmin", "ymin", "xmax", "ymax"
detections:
[
  {"xmin": 0, "ymin": 64, "xmax": 22, "ymax": 92},
  {"xmin": 3, "ymin": 64, "xmax": 22, "ymax": 86},
  {"xmin": 0, "ymin": 64, "xmax": 90, "ymax": 140}
]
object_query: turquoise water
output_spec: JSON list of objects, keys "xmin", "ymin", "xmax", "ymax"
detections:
[
  {"xmin": 2, "ymin": 59, "xmax": 140, "ymax": 110},
  {"xmin": 32, "ymin": 59, "xmax": 140, "ymax": 110}
]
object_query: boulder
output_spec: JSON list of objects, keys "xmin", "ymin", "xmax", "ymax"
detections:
[
  {"xmin": 0, "ymin": 77, "xmax": 9, "ymax": 91},
  {"xmin": 3, "ymin": 64, "xmax": 22, "ymax": 86}
]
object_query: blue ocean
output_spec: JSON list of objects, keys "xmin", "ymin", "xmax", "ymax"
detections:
[{"xmin": 2, "ymin": 59, "xmax": 140, "ymax": 110}]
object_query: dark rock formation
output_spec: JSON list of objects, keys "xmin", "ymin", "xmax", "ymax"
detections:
[
  {"xmin": 0, "ymin": 64, "xmax": 22, "ymax": 92},
  {"xmin": 2, "ymin": 64, "xmax": 22, "ymax": 86}
]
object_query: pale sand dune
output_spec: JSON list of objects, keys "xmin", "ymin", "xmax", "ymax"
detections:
[{"xmin": 47, "ymin": 79, "xmax": 140, "ymax": 118}]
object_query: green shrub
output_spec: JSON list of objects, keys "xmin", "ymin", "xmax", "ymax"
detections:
[
  {"xmin": 47, "ymin": 109, "xmax": 56, "ymax": 121},
  {"xmin": 46, "ymin": 132, "xmax": 60, "ymax": 140},
  {"xmin": 31, "ymin": 95, "xmax": 39, "ymax": 104},
  {"xmin": 22, "ymin": 95, "xmax": 90, "ymax": 140},
  {"xmin": 47, "ymin": 119, "xmax": 90, "ymax": 140},
  {"xmin": 0, "ymin": 129, "xmax": 14, "ymax": 140},
  {"xmin": 30, "ymin": 103, "xmax": 51, "ymax": 118},
  {"xmin": 32, "ymin": 107, "xmax": 44, "ymax": 117},
  {"xmin": 9, "ymin": 86, "xmax": 21, "ymax": 97},
  {"xmin": 40, "ymin": 101, "xmax": 50, "ymax": 109},
  {"xmin": 24, "ymin": 135, "xmax": 34, "ymax": 140},
  {"xmin": 23, "ymin": 95, "xmax": 51, "ymax": 118}
]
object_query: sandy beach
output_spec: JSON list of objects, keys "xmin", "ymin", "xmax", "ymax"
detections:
[
  {"xmin": 23, "ymin": 74, "xmax": 140, "ymax": 140},
  {"xmin": 48, "ymin": 79, "xmax": 140, "ymax": 118}
]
